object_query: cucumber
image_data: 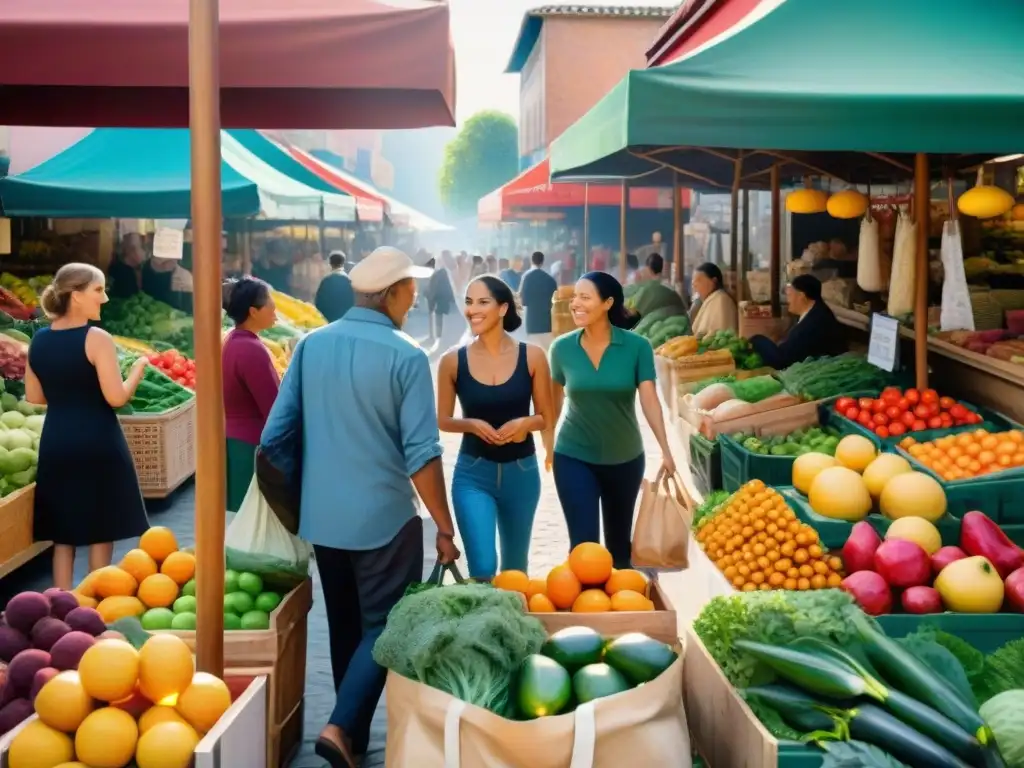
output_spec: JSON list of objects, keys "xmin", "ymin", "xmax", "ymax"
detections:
[
  {"xmin": 572, "ymin": 663, "xmax": 630, "ymax": 704},
  {"xmin": 734, "ymin": 640, "xmax": 884, "ymax": 700},
  {"xmin": 846, "ymin": 703, "xmax": 972, "ymax": 768},
  {"xmin": 516, "ymin": 655, "xmax": 571, "ymax": 719},
  {"xmin": 743, "ymin": 684, "xmax": 835, "ymax": 733},
  {"xmin": 883, "ymin": 688, "xmax": 985, "ymax": 765},
  {"xmin": 603, "ymin": 633, "xmax": 677, "ymax": 685},
  {"xmin": 541, "ymin": 627, "xmax": 605, "ymax": 673}
]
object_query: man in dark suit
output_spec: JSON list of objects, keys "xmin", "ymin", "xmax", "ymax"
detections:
[
  {"xmin": 315, "ymin": 251, "xmax": 355, "ymax": 323},
  {"xmin": 519, "ymin": 250, "xmax": 559, "ymax": 349},
  {"xmin": 749, "ymin": 274, "xmax": 846, "ymax": 369}
]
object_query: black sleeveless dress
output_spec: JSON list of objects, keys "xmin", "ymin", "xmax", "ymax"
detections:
[
  {"xmin": 29, "ymin": 326, "xmax": 150, "ymax": 546},
  {"xmin": 455, "ymin": 343, "xmax": 535, "ymax": 463}
]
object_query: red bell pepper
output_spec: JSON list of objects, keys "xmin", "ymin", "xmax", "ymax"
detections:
[{"xmin": 960, "ymin": 511, "xmax": 1024, "ymax": 579}]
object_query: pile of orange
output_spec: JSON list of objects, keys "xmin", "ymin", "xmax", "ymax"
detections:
[
  {"xmin": 695, "ymin": 480, "xmax": 844, "ymax": 592},
  {"xmin": 900, "ymin": 429, "xmax": 1024, "ymax": 481},
  {"xmin": 492, "ymin": 543, "xmax": 655, "ymax": 613}
]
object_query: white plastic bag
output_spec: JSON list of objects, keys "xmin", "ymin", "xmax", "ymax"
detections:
[
  {"xmin": 940, "ymin": 219, "xmax": 975, "ymax": 332},
  {"xmin": 887, "ymin": 212, "xmax": 917, "ymax": 317},
  {"xmin": 856, "ymin": 213, "xmax": 888, "ymax": 292},
  {"xmin": 225, "ymin": 477, "xmax": 312, "ymax": 590}
]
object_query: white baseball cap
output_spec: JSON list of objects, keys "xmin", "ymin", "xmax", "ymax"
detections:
[{"xmin": 350, "ymin": 246, "xmax": 433, "ymax": 293}]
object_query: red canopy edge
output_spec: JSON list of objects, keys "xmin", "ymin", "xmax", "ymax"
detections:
[
  {"xmin": 646, "ymin": 0, "xmax": 766, "ymax": 68},
  {"xmin": 273, "ymin": 138, "xmax": 388, "ymax": 222}
]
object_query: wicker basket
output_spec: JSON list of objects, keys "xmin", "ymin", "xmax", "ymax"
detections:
[
  {"xmin": 551, "ymin": 299, "xmax": 575, "ymax": 338},
  {"xmin": 119, "ymin": 398, "xmax": 196, "ymax": 498}
]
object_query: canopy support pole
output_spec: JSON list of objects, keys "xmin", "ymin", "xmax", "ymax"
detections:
[
  {"xmin": 914, "ymin": 152, "xmax": 929, "ymax": 391},
  {"xmin": 730, "ymin": 154, "xmax": 743, "ymax": 310},
  {"xmin": 741, "ymin": 188, "xmax": 750, "ymax": 288},
  {"xmin": 189, "ymin": 0, "xmax": 226, "ymax": 677},
  {"xmin": 770, "ymin": 164, "xmax": 781, "ymax": 318},
  {"xmin": 619, "ymin": 180, "xmax": 628, "ymax": 284},
  {"xmin": 582, "ymin": 183, "xmax": 590, "ymax": 272},
  {"xmin": 672, "ymin": 173, "xmax": 684, "ymax": 294}
]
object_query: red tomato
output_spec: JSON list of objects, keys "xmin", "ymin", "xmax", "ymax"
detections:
[
  {"xmin": 858, "ymin": 398, "xmax": 874, "ymax": 411},
  {"xmin": 905, "ymin": 388, "xmax": 920, "ymax": 404},
  {"xmin": 881, "ymin": 386, "xmax": 902, "ymax": 399},
  {"xmin": 884, "ymin": 406, "xmax": 902, "ymax": 421},
  {"xmin": 900, "ymin": 411, "xmax": 917, "ymax": 427},
  {"xmin": 871, "ymin": 400, "xmax": 887, "ymax": 414},
  {"xmin": 912, "ymin": 419, "xmax": 927, "ymax": 431},
  {"xmin": 938, "ymin": 396, "xmax": 956, "ymax": 411},
  {"xmin": 949, "ymin": 404, "xmax": 968, "ymax": 420},
  {"xmin": 881, "ymin": 392, "xmax": 900, "ymax": 407},
  {"xmin": 968, "ymin": 412, "xmax": 983, "ymax": 425},
  {"xmin": 844, "ymin": 407, "xmax": 860, "ymax": 421},
  {"xmin": 921, "ymin": 389, "xmax": 939, "ymax": 404},
  {"xmin": 858, "ymin": 412, "xmax": 874, "ymax": 427},
  {"xmin": 160, "ymin": 351, "xmax": 177, "ymax": 365},
  {"xmin": 873, "ymin": 413, "xmax": 889, "ymax": 426},
  {"xmin": 913, "ymin": 404, "xmax": 932, "ymax": 419},
  {"xmin": 874, "ymin": 426, "xmax": 890, "ymax": 438},
  {"xmin": 171, "ymin": 362, "xmax": 185, "ymax": 376},
  {"xmin": 888, "ymin": 422, "xmax": 906, "ymax": 436},
  {"xmin": 897, "ymin": 397, "xmax": 910, "ymax": 411},
  {"xmin": 927, "ymin": 416, "xmax": 942, "ymax": 429},
  {"xmin": 147, "ymin": 354, "xmax": 161, "ymax": 363},
  {"xmin": 835, "ymin": 397, "xmax": 855, "ymax": 412},
  {"xmin": 939, "ymin": 414, "xmax": 953, "ymax": 427},
  {"xmin": 185, "ymin": 359, "xmax": 196, "ymax": 372}
]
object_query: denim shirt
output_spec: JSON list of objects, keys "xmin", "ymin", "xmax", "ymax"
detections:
[{"xmin": 260, "ymin": 308, "xmax": 442, "ymax": 551}]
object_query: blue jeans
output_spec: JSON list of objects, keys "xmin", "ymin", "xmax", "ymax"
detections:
[
  {"xmin": 451, "ymin": 453, "xmax": 541, "ymax": 579},
  {"xmin": 553, "ymin": 452, "xmax": 646, "ymax": 569}
]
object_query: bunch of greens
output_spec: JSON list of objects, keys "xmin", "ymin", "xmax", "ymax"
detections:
[
  {"xmin": 691, "ymin": 375, "xmax": 737, "ymax": 395},
  {"xmin": 693, "ymin": 489, "xmax": 731, "ymax": 529},
  {"xmin": 976, "ymin": 637, "xmax": 1024, "ymax": 704},
  {"xmin": 777, "ymin": 353, "xmax": 897, "ymax": 400},
  {"xmin": 373, "ymin": 584, "xmax": 546, "ymax": 717},
  {"xmin": 697, "ymin": 328, "xmax": 763, "ymax": 369}
]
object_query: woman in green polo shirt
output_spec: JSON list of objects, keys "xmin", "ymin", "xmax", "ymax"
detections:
[{"xmin": 548, "ymin": 271, "xmax": 677, "ymax": 568}]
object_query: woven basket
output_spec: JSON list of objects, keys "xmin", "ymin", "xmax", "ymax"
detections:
[{"xmin": 119, "ymin": 399, "xmax": 196, "ymax": 498}]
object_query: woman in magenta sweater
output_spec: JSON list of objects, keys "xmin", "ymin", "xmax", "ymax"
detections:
[{"xmin": 222, "ymin": 276, "xmax": 281, "ymax": 512}]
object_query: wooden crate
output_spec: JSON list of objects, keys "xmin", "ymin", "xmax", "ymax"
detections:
[
  {"xmin": 680, "ymin": 394, "xmax": 812, "ymax": 439},
  {"xmin": 0, "ymin": 674, "xmax": 269, "ymax": 768},
  {"xmin": 157, "ymin": 578, "xmax": 312, "ymax": 767},
  {"xmin": 0, "ymin": 484, "xmax": 51, "ymax": 580},
  {"xmin": 528, "ymin": 578, "xmax": 678, "ymax": 645},
  {"xmin": 119, "ymin": 398, "xmax": 196, "ymax": 498}
]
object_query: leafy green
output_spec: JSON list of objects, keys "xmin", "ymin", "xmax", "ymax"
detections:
[
  {"xmin": 373, "ymin": 584, "xmax": 546, "ymax": 716},
  {"xmin": 776, "ymin": 353, "xmax": 896, "ymax": 401},
  {"xmin": 976, "ymin": 637, "xmax": 1024, "ymax": 704},
  {"xmin": 693, "ymin": 489, "xmax": 731, "ymax": 529},
  {"xmin": 819, "ymin": 740, "xmax": 909, "ymax": 768},
  {"xmin": 691, "ymin": 375, "xmax": 737, "ymax": 395},
  {"xmin": 728, "ymin": 375, "xmax": 783, "ymax": 403},
  {"xmin": 895, "ymin": 628, "xmax": 976, "ymax": 707}
]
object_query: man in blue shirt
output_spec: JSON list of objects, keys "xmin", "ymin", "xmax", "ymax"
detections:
[
  {"xmin": 519, "ymin": 250, "xmax": 559, "ymax": 349},
  {"xmin": 261, "ymin": 246, "xmax": 460, "ymax": 768}
]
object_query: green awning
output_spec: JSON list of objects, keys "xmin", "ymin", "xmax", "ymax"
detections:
[{"xmin": 550, "ymin": 0, "xmax": 1024, "ymax": 185}]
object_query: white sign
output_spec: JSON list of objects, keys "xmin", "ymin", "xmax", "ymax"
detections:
[
  {"xmin": 152, "ymin": 227, "xmax": 184, "ymax": 261},
  {"xmin": 867, "ymin": 313, "xmax": 900, "ymax": 372}
]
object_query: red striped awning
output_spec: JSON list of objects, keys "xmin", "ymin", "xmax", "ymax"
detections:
[
  {"xmin": 646, "ymin": 0, "xmax": 777, "ymax": 68},
  {"xmin": 277, "ymin": 141, "xmax": 389, "ymax": 222},
  {"xmin": 478, "ymin": 157, "xmax": 689, "ymax": 224}
]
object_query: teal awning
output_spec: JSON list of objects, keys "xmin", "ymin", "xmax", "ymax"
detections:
[{"xmin": 550, "ymin": 0, "xmax": 1024, "ymax": 185}]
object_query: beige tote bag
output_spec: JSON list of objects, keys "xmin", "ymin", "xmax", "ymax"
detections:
[
  {"xmin": 384, "ymin": 655, "xmax": 690, "ymax": 768},
  {"xmin": 631, "ymin": 470, "xmax": 693, "ymax": 569}
]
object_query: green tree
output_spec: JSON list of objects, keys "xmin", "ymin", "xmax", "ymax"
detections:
[{"xmin": 438, "ymin": 110, "xmax": 519, "ymax": 217}]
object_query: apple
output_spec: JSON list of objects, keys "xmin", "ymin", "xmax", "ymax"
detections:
[
  {"xmin": 1005, "ymin": 566, "xmax": 1024, "ymax": 613},
  {"xmin": 841, "ymin": 571, "xmax": 893, "ymax": 615},
  {"xmin": 842, "ymin": 521, "xmax": 882, "ymax": 574},
  {"xmin": 875, "ymin": 539, "xmax": 931, "ymax": 588},
  {"xmin": 901, "ymin": 586, "xmax": 943, "ymax": 614},
  {"xmin": 931, "ymin": 545, "xmax": 968, "ymax": 575}
]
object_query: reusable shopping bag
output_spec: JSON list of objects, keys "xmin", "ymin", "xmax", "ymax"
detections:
[
  {"xmin": 940, "ymin": 219, "xmax": 975, "ymax": 332},
  {"xmin": 383, "ymin": 652, "xmax": 690, "ymax": 768},
  {"xmin": 631, "ymin": 469, "xmax": 693, "ymax": 569},
  {"xmin": 225, "ymin": 477, "xmax": 312, "ymax": 591}
]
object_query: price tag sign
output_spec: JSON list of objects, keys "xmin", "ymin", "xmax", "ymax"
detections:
[
  {"xmin": 867, "ymin": 313, "xmax": 900, "ymax": 372},
  {"xmin": 152, "ymin": 227, "xmax": 184, "ymax": 261}
]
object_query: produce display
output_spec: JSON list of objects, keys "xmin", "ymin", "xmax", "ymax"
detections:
[
  {"xmin": 730, "ymin": 424, "xmax": 843, "ymax": 457},
  {"xmin": 777, "ymin": 353, "xmax": 897, "ymax": 401},
  {"xmin": 0, "ymin": 331, "xmax": 27, "ymax": 380},
  {"xmin": 492, "ymin": 543, "xmax": 655, "ymax": 613},
  {"xmin": 0, "ymin": 391, "xmax": 43, "ymax": 496},
  {"xmin": 635, "ymin": 313, "xmax": 690, "ymax": 347},
  {"xmin": 5, "ymin": 632, "xmax": 233, "ymax": 768},
  {"xmin": 116, "ymin": 354, "xmax": 195, "ymax": 415},
  {"xmin": 693, "ymin": 589, "xmax": 1018, "ymax": 767},
  {"xmin": 840, "ymin": 510, "xmax": 1024, "ymax": 616},
  {"xmin": 697, "ymin": 329, "xmax": 763, "ymax": 370},
  {"xmin": 0, "ymin": 287, "xmax": 35, "ymax": 322},
  {"xmin": 900, "ymin": 429, "xmax": 1024, "ymax": 481},
  {"xmin": 0, "ymin": 273, "xmax": 50, "ymax": 311},
  {"xmin": 102, "ymin": 293, "xmax": 195, "ymax": 356},
  {"xmin": 654, "ymin": 333, "xmax": 698, "ymax": 358},
  {"xmin": 73, "ymin": 527, "xmax": 285, "ymax": 631},
  {"xmin": 270, "ymin": 289, "xmax": 326, "ymax": 331},
  {"xmin": 691, "ymin": 375, "xmax": 784, "ymax": 408},
  {"xmin": 834, "ymin": 386, "xmax": 985, "ymax": 439},
  {"xmin": 695, "ymin": 480, "xmax": 845, "ymax": 592},
  {"xmin": 144, "ymin": 349, "xmax": 196, "ymax": 391}
]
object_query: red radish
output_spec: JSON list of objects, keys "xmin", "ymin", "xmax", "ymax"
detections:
[
  {"xmin": 842, "ymin": 522, "xmax": 882, "ymax": 574},
  {"xmin": 931, "ymin": 545, "xmax": 968, "ymax": 575},
  {"xmin": 1005, "ymin": 567, "xmax": 1024, "ymax": 613},
  {"xmin": 901, "ymin": 586, "xmax": 943, "ymax": 614},
  {"xmin": 874, "ymin": 539, "xmax": 931, "ymax": 588},
  {"xmin": 841, "ymin": 571, "xmax": 893, "ymax": 615}
]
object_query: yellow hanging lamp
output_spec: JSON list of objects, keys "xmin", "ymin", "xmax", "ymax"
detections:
[
  {"xmin": 958, "ymin": 167, "xmax": 1014, "ymax": 219},
  {"xmin": 827, "ymin": 189, "xmax": 869, "ymax": 219}
]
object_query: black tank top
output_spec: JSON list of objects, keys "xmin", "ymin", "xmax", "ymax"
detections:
[{"xmin": 456, "ymin": 343, "xmax": 535, "ymax": 462}]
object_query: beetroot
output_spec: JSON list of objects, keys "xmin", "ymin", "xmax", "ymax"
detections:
[
  {"xmin": 841, "ymin": 522, "xmax": 882, "ymax": 574},
  {"xmin": 1005, "ymin": 567, "xmax": 1024, "ymax": 613},
  {"xmin": 4, "ymin": 592, "xmax": 50, "ymax": 634},
  {"xmin": 28, "ymin": 667, "xmax": 58, "ymax": 702},
  {"xmin": 875, "ymin": 539, "xmax": 932, "ymax": 588},
  {"xmin": 0, "ymin": 697, "xmax": 33, "ymax": 735},
  {"xmin": 30, "ymin": 617, "xmax": 71, "ymax": 652},
  {"xmin": 7, "ymin": 649, "xmax": 50, "ymax": 696},
  {"xmin": 49, "ymin": 631, "xmax": 95, "ymax": 671},
  {"xmin": 0, "ymin": 626, "xmax": 30, "ymax": 663},
  {"xmin": 42, "ymin": 589, "xmax": 79, "ymax": 622},
  {"xmin": 841, "ymin": 571, "xmax": 893, "ymax": 615},
  {"xmin": 932, "ymin": 545, "xmax": 968, "ymax": 575},
  {"xmin": 64, "ymin": 606, "xmax": 106, "ymax": 637},
  {"xmin": 901, "ymin": 586, "xmax": 943, "ymax": 614}
]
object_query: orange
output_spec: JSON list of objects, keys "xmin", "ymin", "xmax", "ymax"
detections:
[
  {"xmin": 567, "ymin": 542, "xmax": 613, "ymax": 585},
  {"xmin": 120, "ymin": 549, "xmax": 159, "ymax": 584},
  {"xmin": 138, "ymin": 705, "xmax": 189, "ymax": 734},
  {"xmin": 525, "ymin": 579, "xmax": 547, "ymax": 599},
  {"xmin": 492, "ymin": 570, "xmax": 530, "ymax": 594},
  {"xmin": 528, "ymin": 593, "xmax": 556, "ymax": 612},
  {"xmin": 139, "ymin": 527, "xmax": 179, "ymax": 564},
  {"xmin": 96, "ymin": 595, "xmax": 146, "ymax": 624},
  {"xmin": 137, "ymin": 573, "xmax": 180, "ymax": 609},
  {"xmin": 139, "ymin": 634, "xmax": 195, "ymax": 705},
  {"xmin": 546, "ymin": 564, "xmax": 582, "ymax": 610},
  {"xmin": 93, "ymin": 566, "xmax": 139, "ymax": 599},
  {"xmin": 609, "ymin": 590, "xmax": 653, "ymax": 612},
  {"xmin": 175, "ymin": 673, "xmax": 232, "ymax": 733},
  {"xmin": 604, "ymin": 569, "xmax": 648, "ymax": 596},
  {"xmin": 78, "ymin": 639, "xmax": 141, "ymax": 702},
  {"xmin": 160, "ymin": 551, "xmax": 196, "ymax": 586},
  {"xmin": 571, "ymin": 589, "xmax": 612, "ymax": 613}
]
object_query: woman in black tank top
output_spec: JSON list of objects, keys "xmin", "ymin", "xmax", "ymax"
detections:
[{"xmin": 437, "ymin": 276, "xmax": 554, "ymax": 580}]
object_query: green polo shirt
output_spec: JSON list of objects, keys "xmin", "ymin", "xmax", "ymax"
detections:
[{"xmin": 549, "ymin": 327, "xmax": 656, "ymax": 465}]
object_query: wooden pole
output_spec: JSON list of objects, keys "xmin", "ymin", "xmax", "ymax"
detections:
[
  {"xmin": 770, "ymin": 165, "xmax": 781, "ymax": 317},
  {"xmin": 582, "ymin": 183, "xmax": 590, "ymax": 272},
  {"xmin": 672, "ymin": 173, "xmax": 683, "ymax": 292},
  {"xmin": 741, "ymin": 188, "xmax": 750, "ymax": 299},
  {"xmin": 189, "ymin": 0, "xmax": 226, "ymax": 677},
  {"xmin": 914, "ymin": 152, "xmax": 930, "ymax": 391},
  {"xmin": 730, "ymin": 158, "xmax": 742, "ymax": 303},
  {"xmin": 619, "ymin": 180, "xmax": 628, "ymax": 284}
]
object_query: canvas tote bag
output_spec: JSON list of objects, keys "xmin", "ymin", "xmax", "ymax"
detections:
[
  {"xmin": 631, "ymin": 470, "xmax": 693, "ymax": 569},
  {"xmin": 384, "ymin": 655, "xmax": 690, "ymax": 768}
]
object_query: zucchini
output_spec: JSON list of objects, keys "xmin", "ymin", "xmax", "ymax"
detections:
[
  {"xmin": 883, "ymin": 688, "xmax": 985, "ymax": 765},
  {"xmin": 845, "ymin": 703, "xmax": 972, "ymax": 768},
  {"xmin": 850, "ymin": 611, "xmax": 994, "ymax": 745},
  {"xmin": 734, "ymin": 640, "xmax": 886, "ymax": 700},
  {"xmin": 743, "ymin": 684, "xmax": 835, "ymax": 733}
]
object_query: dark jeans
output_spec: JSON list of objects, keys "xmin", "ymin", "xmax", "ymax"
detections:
[
  {"xmin": 314, "ymin": 516, "xmax": 424, "ymax": 753},
  {"xmin": 552, "ymin": 452, "xmax": 646, "ymax": 569}
]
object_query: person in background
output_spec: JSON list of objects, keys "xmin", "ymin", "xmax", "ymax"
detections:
[
  {"xmin": 315, "ymin": 251, "xmax": 355, "ymax": 323},
  {"xmin": 498, "ymin": 258, "xmax": 522, "ymax": 291},
  {"xmin": 437, "ymin": 276, "xmax": 553, "ymax": 579},
  {"xmin": 636, "ymin": 230, "xmax": 664, "ymax": 265},
  {"xmin": 519, "ymin": 251, "xmax": 558, "ymax": 350},
  {"xmin": 633, "ymin": 253, "xmax": 688, "ymax": 319},
  {"xmin": 425, "ymin": 256, "xmax": 456, "ymax": 344},
  {"xmin": 484, "ymin": 254, "xmax": 499, "ymax": 275},
  {"xmin": 141, "ymin": 253, "xmax": 178, "ymax": 305},
  {"xmin": 222, "ymin": 276, "xmax": 281, "ymax": 513},
  {"xmin": 625, "ymin": 253, "xmax": 640, "ymax": 284},
  {"xmin": 691, "ymin": 262, "xmax": 738, "ymax": 337},
  {"xmin": 107, "ymin": 235, "xmax": 144, "ymax": 299},
  {"xmin": 548, "ymin": 271, "xmax": 676, "ymax": 569},
  {"xmin": 25, "ymin": 263, "xmax": 150, "ymax": 589},
  {"xmin": 749, "ymin": 274, "xmax": 846, "ymax": 368},
  {"xmin": 469, "ymin": 254, "xmax": 486, "ymax": 280},
  {"xmin": 262, "ymin": 246, "xmax": 459, "ymax": 768}
]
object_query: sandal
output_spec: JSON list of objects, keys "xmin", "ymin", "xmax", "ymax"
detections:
[{"xmin": 315, "ymin": 736, "xmax": 357, "ymax": 768}]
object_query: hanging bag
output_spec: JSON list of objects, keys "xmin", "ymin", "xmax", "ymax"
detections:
[
  {"xmin": 940, "ymin": 219, "xmax": 975, "ymax": 332},
  {"xmin": 631, "ymin": 469, "xmax": 693, "ymax": 569}
]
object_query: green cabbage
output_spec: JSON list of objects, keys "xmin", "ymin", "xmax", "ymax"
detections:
[{"xmin": 979, "ymin": 690, "xmax": 1024, "ymax": 767}]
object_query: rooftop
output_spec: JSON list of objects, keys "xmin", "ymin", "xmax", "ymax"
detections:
[{"xmin": 505, "ymin": 4, "xmax": 675, "ymax": 73}]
